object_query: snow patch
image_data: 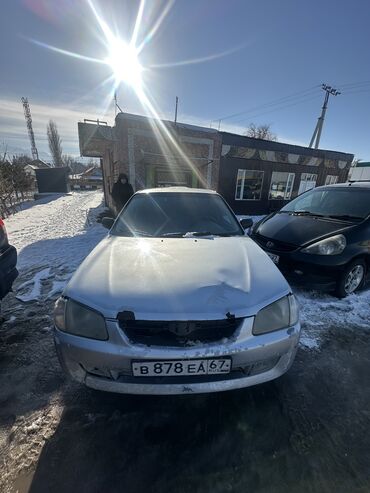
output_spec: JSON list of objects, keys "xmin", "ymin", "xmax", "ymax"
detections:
[
  {"xmin": 16, "ymin": 268, "xmax": 51, "ymax": 302},
  {"xmin": 297, "ymin": 287, "xmax": 370, "ymax": 329},
  {"xmin": 5, "ymin": 191, "xmax": 106, "ymax": 271},
  {"xmin": 46, "ymin": 280, "xmax": 68, "ymax": 299},
  {"xmin": 299, "ymin": 330, "xmax": 320, "ymax": 350}
]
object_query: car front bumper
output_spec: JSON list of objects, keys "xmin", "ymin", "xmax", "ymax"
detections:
[
  {"xmin": 54, "ymin": 317, "xmax": 301, "ymax": 395},
  {"xmin": 252, "ymin": 240, "xmax": 350, "ymax": 291}
]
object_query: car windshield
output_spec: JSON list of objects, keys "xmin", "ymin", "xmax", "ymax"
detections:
[
  {"xmin": 281, "ymin": 188, "xmax": 370, "ymax": 220},
  {"xmin": 112, "ymin": 192, "xmax": 244, "ymax": 237}
]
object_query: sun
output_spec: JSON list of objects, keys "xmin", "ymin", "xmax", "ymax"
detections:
[{"xmin": 105, "ymin": 38, "xmax": 143, "ymax": 88}]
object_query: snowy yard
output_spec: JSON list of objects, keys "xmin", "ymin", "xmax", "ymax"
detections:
[{"xmin": 0, "ymin": 191, "xmax": 370, "ymax": 493}]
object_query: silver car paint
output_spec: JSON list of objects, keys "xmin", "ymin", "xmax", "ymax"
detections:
[
  {"xmin": 54, "ymin": 317, "xmax": 300, "ymax": 394},
  {"xmin": 65, "ymin": 235, "xmax": 291, "ymax": 320},
  {"xmin": 56, "ymin": 190, "xmax": 301, "ymax": 394}
]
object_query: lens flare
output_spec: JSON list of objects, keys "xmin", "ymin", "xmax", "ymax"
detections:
[{"xmin": 105, "ymin": 39, "xmax": 143, "ymax": 87}]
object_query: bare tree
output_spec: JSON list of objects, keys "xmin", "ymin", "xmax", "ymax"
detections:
[
  {"xmin": 245, "ymin": 123, "xmax": 277, "ymax": 141},
  {"xmin": 0, "ymin": 156, "xmax": 33, "ymax": 217},
  {"xmin": 47, "ymin": 120, "xmax": 63, "ymax": 167}
]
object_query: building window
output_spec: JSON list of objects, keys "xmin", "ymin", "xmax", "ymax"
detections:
[
  {"xmin": 235, "ymin": 169, "xmax": 264, "ymax": 200},
  {"xmin": 269, "ymin": 172, "xmax": 295, "ymax": 200},
  {"xmin": 298, "ymin": 173, "xmax": 317, "ymax": 195},
  {"xmin": 325, "ymin": 175, "xmax": 338, "ymax": 185}
]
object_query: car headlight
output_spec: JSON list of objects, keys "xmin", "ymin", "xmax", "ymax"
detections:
[
  {"xmin": 301, "ymin": 234, "xmax": 346, "ymax": 255},
  {"xmin": 253, "ymin": 295, "xmax": 299, "ymax": 335},
  {"xmin": 54, "ymin": 297, "xmax": 108, "ymax": 340}
]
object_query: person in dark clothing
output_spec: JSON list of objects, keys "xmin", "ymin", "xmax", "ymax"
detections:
[{"xmin": 111, "ymin": 173, "xmax": 134, "ymax": 214}]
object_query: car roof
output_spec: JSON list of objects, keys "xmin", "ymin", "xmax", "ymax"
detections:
[
  {"xmin": 316, "ymin": 181, "xmax": 370, "ymax": 191},
  {"xmin": 136, "ymin": 186, "xmax": 218, "ymax": 194}
]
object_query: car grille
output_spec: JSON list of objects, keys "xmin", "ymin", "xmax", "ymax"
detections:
[
  {"xmin": 118, "ymin": 318, "xmax": 242, "ymax": 347},
  {"xmin": 253, "ymin": 233, "xmax": 298, "ymax": 253}
]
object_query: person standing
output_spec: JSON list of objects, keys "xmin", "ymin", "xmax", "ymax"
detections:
[{"xmin": 111, "ymin": 173, "xmax": 134, "ymax": 214}]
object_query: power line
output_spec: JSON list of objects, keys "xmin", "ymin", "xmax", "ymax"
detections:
[
  {"xmin": 210, "ymin": 85, "xmax": 321, "ymax": 125},
  {"xmin": 341, "ymin": 88, "xmax": 370, "ymax": 96},
  {"xmin": 338, "ymin": 80, "xmax": 370, "ymax": 89},
  {"xmin": 222, "ymin": 93, "xmax": 322, "ymax": 128}
]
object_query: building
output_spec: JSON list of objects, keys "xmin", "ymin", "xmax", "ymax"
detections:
[
  {"xmin": 78, "ymin": 113, "xmax": 221, "ymax": 210},
  {"xmin": 70, "ymin": 165, "xmax": 103, "ymax": 190},
  {"xmin": 218, "ymin": 132, "xmax": 353, "ymax": 214},
  {"xmin": 78, "ymin": 112, "xmax": 353, "ymax": 214},
  {"xmin": 348, "ymin": 161, "xmax": 370, "ymax": 182},
  {"xmin": 35, "ymin": 167, "xmax": 70, "ymax": 194},
  {"xmin": 24, "ymin": 159, "xmax": 51, "ymax": 190}
]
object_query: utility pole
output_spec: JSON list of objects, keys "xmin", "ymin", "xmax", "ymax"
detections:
[
  {"xmin": 174, "ymin": 96, "xmax": 179, "ymax": 123},
  {"xmin": 309, "ymin": 84, "xmax": 340, "ymax": 149},
  {"xmin": 21, "ymin": 97, "xmax": 39, "ymax": 160},
  {"xmin": 114, "ymin": 91, "xmax": 123, "ymax": 116}
]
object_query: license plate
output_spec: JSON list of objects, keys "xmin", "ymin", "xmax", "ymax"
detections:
[
  {"xmin": 132, "ymin": 358, "xmax": 231, "ymax": 377},
  {"xmin": 267, "ymin": 252, "xmax": 279, "ymax": 264}
]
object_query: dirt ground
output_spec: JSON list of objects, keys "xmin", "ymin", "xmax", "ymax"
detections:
[{"xmin": 1, "ymin": 283, "xmax": 370, "ymax": 493}]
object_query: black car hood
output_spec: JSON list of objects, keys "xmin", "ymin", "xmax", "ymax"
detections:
[{"xmin": 256, "ymin": 213, "xmax": 356, "ymax": 246}]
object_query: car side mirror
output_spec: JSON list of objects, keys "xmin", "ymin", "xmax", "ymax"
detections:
[
  {"xmin": 240, "ymin": 218, "xmax": 253, "ymax": 230},
  {"xmin": 102, "ymin": 217, "xmax": 114, "ymax": 229}
]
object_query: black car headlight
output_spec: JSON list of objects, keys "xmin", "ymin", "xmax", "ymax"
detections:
[
  {"xmin": 54, "ymin": 297, "xmax": 108, "ymax": 340},
  {"xmin": 253, "ymin": 295, "xmax": 299, "ymax": 335},
  {"xmin": 301, "ymin": 234, "xmax": 346, "ymax": 255}
]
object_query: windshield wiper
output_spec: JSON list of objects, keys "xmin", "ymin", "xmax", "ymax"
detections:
[
  {"xmin": 159, "ymin": 232, "xmax": 186, "ymax": 237},
  {"xmin": 184, "ymin": 231, "xmax": 241, "ymax": 237},
  {"xmin": 160, "ymin": 231, "xmax": 240, "ymax": 238},
  {"xmin": 290, "ymin": 211, "xmax": 325, "ymax": 217},
  {"xmin": 131, "ymin": 230, "xmax": 153, "ymax": 237},
  {"xmin": 184, "ymin": 231, "xmax": 213, "ymax": 237},
  {"xmin": 325, "ymin": 214, "xmax": 363, "ymax": 221},
  {"xmin": 159, "ymin": 231, "xmax": 213, "ymax": 238}
]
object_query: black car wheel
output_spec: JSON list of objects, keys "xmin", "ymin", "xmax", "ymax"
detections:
[{"xmin": 335, "ymin": 259, "xmax": 367, "ymax": 298}]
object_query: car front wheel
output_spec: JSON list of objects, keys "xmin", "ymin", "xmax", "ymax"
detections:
[{"xmin": 335, "ymin": 259, "xmax": 367, "ymax": 298}]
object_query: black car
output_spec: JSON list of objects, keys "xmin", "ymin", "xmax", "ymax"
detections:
[
  {"xmin": 0, "ymin": 218, "xmax": 18, "ymax": 311},
  {"xmin": 251, "ymin": 182, "xmax": 370, "ymax": 297}
]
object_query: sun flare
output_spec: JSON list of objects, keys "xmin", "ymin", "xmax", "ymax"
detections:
[{"xmin": 105, "ymin": 39, "xmax": 143, "ymax": 87}]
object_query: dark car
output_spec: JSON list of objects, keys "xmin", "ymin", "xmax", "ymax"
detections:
[
  {"xmin": 251, "ymin": 182, "xmax": 370, "ymax": 297},
  {"xmin": 0, "ymin": 218, "xmax": 18, "ymax": 311}
]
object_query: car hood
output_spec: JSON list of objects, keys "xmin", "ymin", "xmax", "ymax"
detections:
[
  {"xmin": 64, "ymin": 235, "xmax": 291, "ymax": 320},
  {"xmin": 256, "ymin": 213, "xmax": 356, "ymax": 246}
]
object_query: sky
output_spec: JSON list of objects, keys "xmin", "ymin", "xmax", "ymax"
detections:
[{"xmin": 1, "ymin": 0, "xmax": 370, "ymax": 160}]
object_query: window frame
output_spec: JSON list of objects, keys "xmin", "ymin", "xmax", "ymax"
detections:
[
  {"xmin": 269, "ymin": 172, "xmax": 296, "ymax": 200},
  {"xmin": 298, "ymin": 172, "xmax": 318, "ymax": 195},
  {"xmin": 234, "ymin": 169, "xmax": 265, "ymax": 201},
  {"xmin": 325, "ymin": 175, "xmax": 339, "ymax": 185}
]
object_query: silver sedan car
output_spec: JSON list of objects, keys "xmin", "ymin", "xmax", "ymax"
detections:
[{"xmin": 54, "ymin": 188, "xmax": 300, "ymax": 395}]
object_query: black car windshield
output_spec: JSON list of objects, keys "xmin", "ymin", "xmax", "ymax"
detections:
[
  {"xmin": 112, "ymin": 192, "xmax": 244, "ymax": 237},
  {"xmin": 281, "ymin": 188, "xmax": 370, "ymax": 220}
]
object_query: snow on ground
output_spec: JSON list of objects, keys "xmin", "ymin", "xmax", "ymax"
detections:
[
  {"xmin": 295, "ymin": 286, "xmax": 370, "ymax": 349},
  {"xmin": 5, "ymin": 191, "xmax": 106, "ymax": 301},
  {"xmin": 6, "ymin": 191, "xmax": 105, "ymax": 269}
]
